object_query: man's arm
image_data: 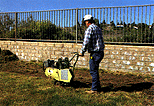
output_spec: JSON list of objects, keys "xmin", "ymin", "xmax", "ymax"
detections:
[{"xmin": 80, "ymin": 28, "xmax": 92, "ymax": 56}]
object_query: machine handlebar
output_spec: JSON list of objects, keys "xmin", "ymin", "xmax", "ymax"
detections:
[{"xmin": 70, "ymin": 52, "xmax": 80, "ymax": 71}]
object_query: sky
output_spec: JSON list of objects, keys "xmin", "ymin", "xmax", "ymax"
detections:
[{"xmin": 0, "ymin": 0, "xmax": 154, "ymax": 12}]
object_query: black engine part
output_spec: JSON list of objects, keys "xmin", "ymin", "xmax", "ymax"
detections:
[{"xmin": 43, "ymin": 59, "xmax": 54, "ymax": 71}]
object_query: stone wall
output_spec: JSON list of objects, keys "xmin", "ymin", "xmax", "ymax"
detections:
[{"xmin": 0, "ymin": 41, "xmax": 154, "ymax": 74}]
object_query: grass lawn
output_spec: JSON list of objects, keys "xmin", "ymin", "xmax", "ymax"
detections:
[
  {"xmin": 0, "ymin": 66, "xmax": 153, "ymax": 106},
  {"xmin": 0, "ymin": 50, "xmax": 154, "ymax": 106}
]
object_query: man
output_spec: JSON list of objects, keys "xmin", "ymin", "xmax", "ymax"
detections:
[{"xmin": 79, "ymin": 15, "xmax": 105, "ymax": 94}]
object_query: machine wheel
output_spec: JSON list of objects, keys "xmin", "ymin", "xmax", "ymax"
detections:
[
  {"xmin": 43, "ymin": 62, "xmax": 46, "ymax": 71},
  {"xmin": 54, "ymin": 81, "xmax": 62, "ymax": 86}
]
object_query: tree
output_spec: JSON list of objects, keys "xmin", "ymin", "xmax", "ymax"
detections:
[
  {"xmin": 120, "ymin": 21, "xmax": 123, "ymax": 25},
  {"xmin": 100, "ymin": 20, "xmax": 106, "ymax": 29},
  {"xmin": 94, "ymin": 19, "xmax": 100, "ymax": 27},
  {"xmin": 0, "ymin": 15, "xmax": 15, "ymax": 38},
  {"xmin": 110, "ymin": 21, "xmax": 115, "ymax": 28},
  {"xmin": 102, "ymin": 20, "xmax": 106, "ymax": 24}
]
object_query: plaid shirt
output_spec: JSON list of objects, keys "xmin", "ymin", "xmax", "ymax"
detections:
[{"xmin": 81, "ymin": 24, "xmax": 105, "ymax": 55}]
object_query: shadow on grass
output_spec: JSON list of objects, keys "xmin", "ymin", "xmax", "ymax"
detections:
[
  {"xmin": 64, "ymin": 80, "xmax": 153, "ymax": 93},
  {"xmin": 72, "ymin": 81, "xmax": 91, "ymax": 88},
  {"xmin": 63, "ymin": 81, "xmax": 153, "ymax": 94},
  {"xmin": 101, "ymin": 82, "xmax": 153, "ymax": 93}
]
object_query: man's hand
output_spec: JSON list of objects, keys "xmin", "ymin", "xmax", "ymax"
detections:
[{"xmin": 79, "ymin": 53, "xmax": 84, "ymax": 57}]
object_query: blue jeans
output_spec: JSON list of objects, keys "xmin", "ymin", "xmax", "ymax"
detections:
[{"xmin": 89, "ymin": 51, "xmax": 104, "ymax": 91}]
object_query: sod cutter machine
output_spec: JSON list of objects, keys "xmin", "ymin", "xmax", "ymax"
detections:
[{"xmin": 43, "ymin": 52, "xmax": 79, "ymax": 85}]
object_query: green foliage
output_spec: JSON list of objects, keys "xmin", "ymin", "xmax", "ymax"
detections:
[
  {"xmin": 102, "ymin": 22, "xmax": 154, "ymax": 43},
  {"xmin": 17, "ymin": 15, "xmax": 58, "ymax": 39},
  {"xmin": 0, "ymin": 15, "xmax": 15, "ymax": 38},
  {"xmin": 0, "ymin": 14, "xmax": 76, "ymax": 40}
]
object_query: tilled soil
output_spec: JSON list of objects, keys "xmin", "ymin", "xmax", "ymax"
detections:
[{"xmin": 0, "ymin": 50, "xmax": 154, "ymax": 105}]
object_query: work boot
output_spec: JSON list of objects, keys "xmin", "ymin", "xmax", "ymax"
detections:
[{"xmin": 85, "ymin": 90, "xmax": 98, "ymax": 94}]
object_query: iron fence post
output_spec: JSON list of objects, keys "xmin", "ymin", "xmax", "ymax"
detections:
[
  {"xmin": 76, "ymin": 8, "xmax": 78, "ymax": 43},
  {"xmin": 15, "ymin": 12, "xmax": 18, "ymax": 42}
]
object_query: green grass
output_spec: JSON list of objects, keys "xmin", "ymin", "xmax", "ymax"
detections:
[{"xmin": 0, "ymin": 71, "xmax": 153, "ymax": 106}]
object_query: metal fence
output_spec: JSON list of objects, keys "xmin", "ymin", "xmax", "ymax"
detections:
[{"xmin": 0, "ymin": 4, "xmax": 154, "ymax": 44}]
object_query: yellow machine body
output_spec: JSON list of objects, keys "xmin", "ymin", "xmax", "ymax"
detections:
[{"xmin": 45, "ymin": 67, "xmax": 74, "ymax": 83}]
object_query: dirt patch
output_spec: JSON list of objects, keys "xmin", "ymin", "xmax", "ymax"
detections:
[{"xmin": 0, "ymin": 50, "xmax": 19, "ymax": 63}]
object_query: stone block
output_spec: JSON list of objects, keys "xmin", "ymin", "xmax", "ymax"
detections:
[
  {"xmin": 50, "ymin": 55, "xmax": 59, "ymax": 60},
  {"xmin": 55, "ymin": 51, "xmax": 64, "ymax": 56},
  {"xmin": 2, "ymin": 45, "xmax": 8, "ymax": 48},
  {"xmin": 47, "ymin": 43, "xmax": 55, "ymax": 47},
  {"xmin": 104, "ymin": 50, "xmax": 109, "ymax": 55},
  {"xmin": 145, "ymin": 52, "xmax": 154, "ymax": 57},
  {"xmin": 55, "ymin": 43, "xmax": 64, "ymax": 48},
  {"xmin": 64, "ymin": 52, "xmax": 70, "ymax": 56},
  {"xmin": 30, "ymin": 42, "xmax": 38, "ymax": 46},
  {"xmin": 38, "ymin": 42, "xmax": 45, "ymax": 46},
  {"xmin": 64, "ymin": 43, "xmax": 73, "ymax": 48},
  {"xmin": 105, "ymin": 45, "xmax": 115, "ymax": 50},
  {"xmin": 23, "ymin": 42, "xmax": 31, "ymax": 46},
  {"xmin": 16, "ymin": 42, "xmax": 24, "ymax": 46},
  {"xmin": 68, "ymin": 48, "xmax": 77, "ymax": 53}
]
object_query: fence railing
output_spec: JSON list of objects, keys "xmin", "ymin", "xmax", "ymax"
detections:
[{"xmin": 0, "ymin": 4, "xmax": 154, "ymax": 44}]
